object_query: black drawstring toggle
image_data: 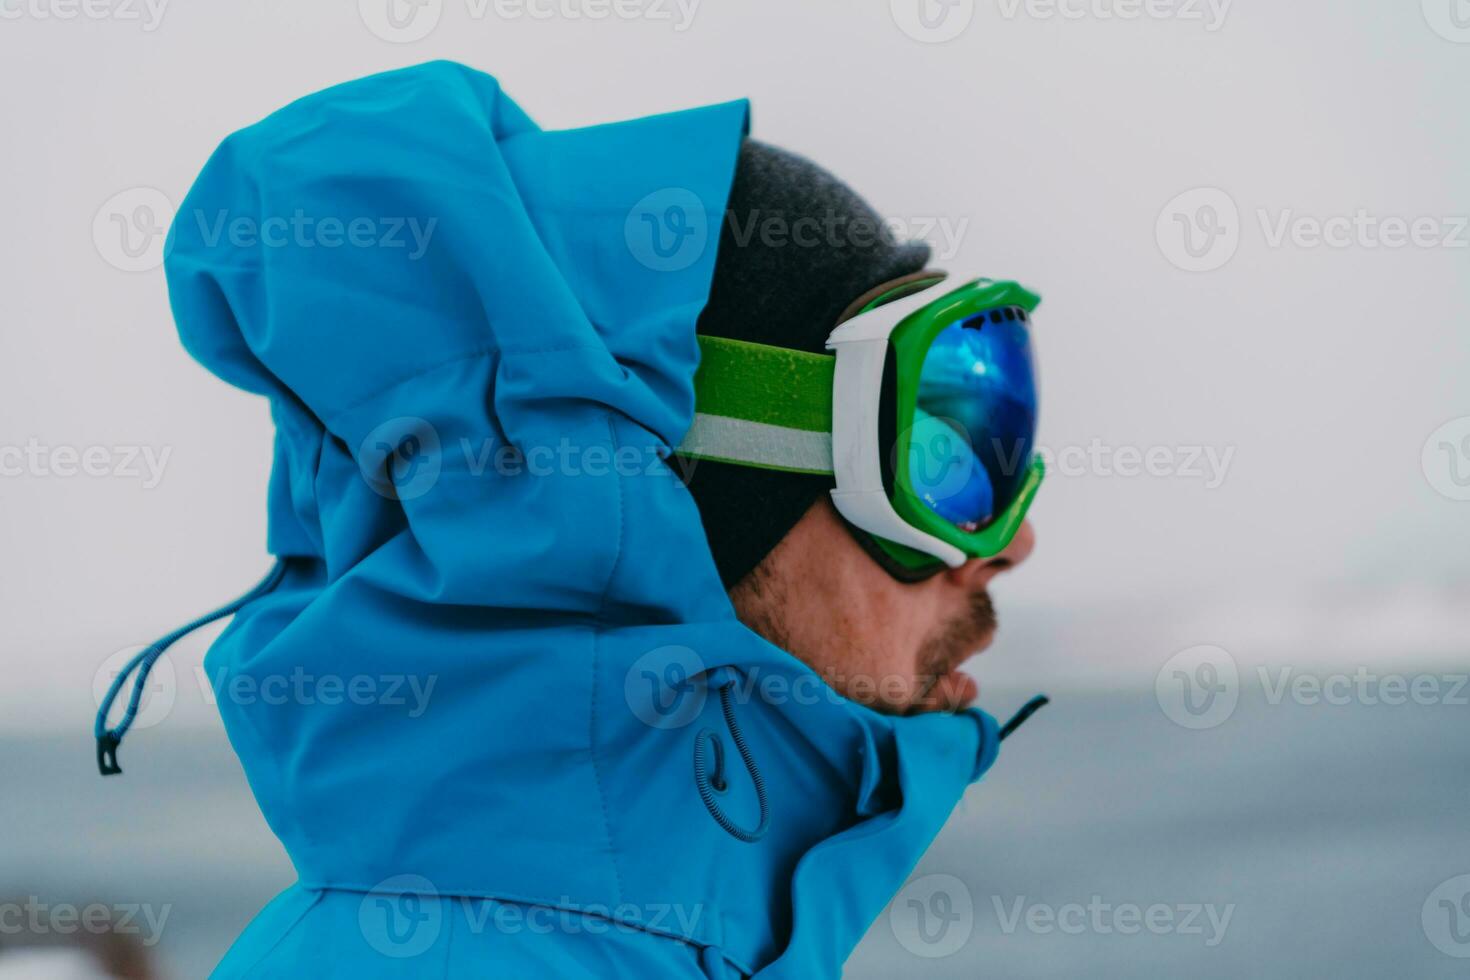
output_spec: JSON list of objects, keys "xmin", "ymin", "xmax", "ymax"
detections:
[
  {"xmin": 97, "ymin": 732, "xmax": 122, "ymax": 776},
  {"xmin": 998, "ymin": 693, "xmax": 1050, "ymax": 741}
]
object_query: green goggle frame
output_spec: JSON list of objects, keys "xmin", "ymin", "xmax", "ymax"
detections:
[{"xmin": 679, "ymin": 277, "xmax": 1044, "ymax": 574}]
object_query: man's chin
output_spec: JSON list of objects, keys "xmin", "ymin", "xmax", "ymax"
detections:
[
  {"xmin": 909, "ymin": 630, "xmax": 995, "ymax": 714},
  {"xmin": 907, "ymin": 595, "xmax": 997, "ymax": 713},
  {"xmin": 903, "ymin": 667, "xmax": 980, "ymax": 715}
]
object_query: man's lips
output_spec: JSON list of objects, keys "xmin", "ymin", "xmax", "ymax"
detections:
[
  {"xmin": 931, "ymin": 631, "xmax": 992, "ymax": 712},
  {"xmin": 909, "ymin": 667, "xmax": 979, "ymax": 714},
  {"xmin": 933, "ymin": 668, "xmax": 979, "ymax": 711}
]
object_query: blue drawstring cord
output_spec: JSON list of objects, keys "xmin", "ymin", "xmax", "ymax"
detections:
[
  {"xmin": 95, "ymin": 559, "xmax": 288, "ymax": 776},
  {"xmin": 998, "ymin": 694, "xmax": 1050, "ymax": 741},
  {"xmin": 693, "ymin": 674, "xmax": 770, "ymax": 844}
]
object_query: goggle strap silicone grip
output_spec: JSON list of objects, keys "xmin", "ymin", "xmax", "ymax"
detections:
[{"xmin": 677, "ymin": 335, "xmax": 836, "ymax": 475}]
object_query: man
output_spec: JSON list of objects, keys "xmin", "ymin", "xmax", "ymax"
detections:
[
  {"xmin": 95, "ymin": 62, "xmax": 1044, "ymax": 978},
  {"xmin": 680, "ymin": 139, "xmax": 1038, "ymax": 718}
]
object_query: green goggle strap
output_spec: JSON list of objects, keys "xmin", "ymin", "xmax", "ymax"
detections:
[{"xmin": 677, "ymin": 335, "xmax": 837, "ymax": 476}]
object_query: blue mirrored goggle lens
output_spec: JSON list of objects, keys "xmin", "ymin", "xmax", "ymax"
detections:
[{"xmin": 907, "ymin": 307, "xmax": 1038, "ymax": 532}]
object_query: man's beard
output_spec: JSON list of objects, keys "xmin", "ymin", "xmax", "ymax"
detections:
[{"xmin": 911, "ymin": 590, "xmax": 997, "ymax": 710}]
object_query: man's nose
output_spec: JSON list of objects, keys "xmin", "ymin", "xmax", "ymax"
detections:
[{"xmin": 945, "ymin": 520, "xmax": 1035, "ymax": 588}]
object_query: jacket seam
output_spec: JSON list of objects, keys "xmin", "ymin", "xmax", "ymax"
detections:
[
  {"xmin": 441, "ymin": 890, "xmax": 456, "ymax": 980},
  {"xmin": 234, "ymin": 886, "xmax": 325, "ymax": 978},
  {"xmin": 589, "ymin": 415, "xmax": 628, "ymax": 905}
]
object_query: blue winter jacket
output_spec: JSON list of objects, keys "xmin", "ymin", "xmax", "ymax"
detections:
[{"xmin": 153, "ymin": 61, "xmax": 1009, "ymax": 979}]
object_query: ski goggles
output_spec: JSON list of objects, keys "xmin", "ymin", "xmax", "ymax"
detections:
[{"xmin": 679, "ymin": 274, "xmax": 1044, "ymax": 578}]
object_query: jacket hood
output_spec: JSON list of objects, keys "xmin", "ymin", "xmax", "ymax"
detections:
[{"xmin": 161, "ymin": 61, "xmax": 1008, "ymax": 978}]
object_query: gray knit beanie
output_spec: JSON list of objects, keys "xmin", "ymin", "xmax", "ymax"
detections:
[{"xmin": 679, "ymin": 139, "xmax": 932, "ymax": 588}]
